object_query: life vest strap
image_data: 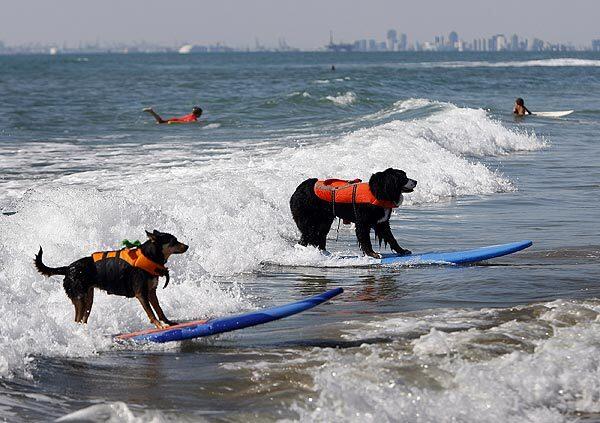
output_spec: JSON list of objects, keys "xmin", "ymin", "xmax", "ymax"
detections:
[{"xmin": 351, "ymin": 183, "xmax": 359, "ymax": 220}]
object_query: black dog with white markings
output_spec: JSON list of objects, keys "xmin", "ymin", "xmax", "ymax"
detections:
[{"xmin": 290, "ymin": 168, "xmax": 416, "ymax": 258}]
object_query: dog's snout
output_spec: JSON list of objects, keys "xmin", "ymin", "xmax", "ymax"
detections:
[
  {"xmin": 405, "ymin": 179, "xmax": 417, "ymax": 189},
  {"xmin": 180, "ymin": 243, "xmax": 189, "ymax": 252}
]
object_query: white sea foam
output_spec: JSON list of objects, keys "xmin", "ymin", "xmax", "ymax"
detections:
[
  {"xmin": 408, "ymin": 100, "xmax": 546, "ymax": 157},
  {"xmin": 414, "ymin": 58, "xmax": 600, "ymax": 69},
  {"xmin": 313, "ymin": 77, "xmax": 350, "ymax": 84},
  {"xmin": 288, "ymin": 91, "xmax": 313, "ymax": 98},
  {"xmin": 292, "ymin": 299, "xmax": 600, "ymax": 422},
  {"xmin": 57, "ymin": 401, "xmax": 169, "ymax": 422},
  {"xmin": 0, "ymin": 100, "xmax": 546, "ymax": 377},
  {"xmin": 325, "ymin": 91, "xmax": 357, "ymax": 106},
  {"xmin": 360, "ymin": 98, "xmax": 545, "ymax": 157}
]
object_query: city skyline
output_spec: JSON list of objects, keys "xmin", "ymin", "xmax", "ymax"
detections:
[
  {"xmin": 2, "ymin": 28, "xmax": 599, "ymax": 55},
  {"xmin": 0, "ymin": 0, "xmax": 599, "ymax": 50},
  {"xmin": 331, "ymin": 30, "xmax": 593, "ymax": 53}
]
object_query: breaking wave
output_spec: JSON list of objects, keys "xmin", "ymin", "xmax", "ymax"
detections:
[
  {"xmin": 292, "ymin": 298, "xmax": 600, "ymax": 422},
  {"xmin": 0, "ymin": 99, "xmax": 546, "ymax": 378}
]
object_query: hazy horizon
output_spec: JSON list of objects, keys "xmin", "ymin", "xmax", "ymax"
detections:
[{"xmin": 1, "ymin": 0, "xmax": 599, "ymax": 48}]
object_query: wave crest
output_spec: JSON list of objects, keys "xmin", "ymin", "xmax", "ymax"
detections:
[
  {"xmin": 413, "ymin": 58, "xmax": 600, "ymax": 69},
  {"xmin": 325, "ymin": 91, "xmax": 357, "ymax": 106}
]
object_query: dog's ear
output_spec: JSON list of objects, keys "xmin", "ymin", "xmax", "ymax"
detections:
[
  {"xmin": 146, "ymin": 230, "xmax": 157, "ymax": 242},
  {"xmin": 369, "ymin": 169, "xmax": 406, "ymax": 202}
]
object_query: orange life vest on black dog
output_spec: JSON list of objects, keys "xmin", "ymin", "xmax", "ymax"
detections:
[
  {"xmin": 314, "ymin": 179, "xmax": 399, "ymax": 209},
  {"xmin": 91, "ymin": 248, "xmax": 166, "ymax": 297},
  {"xmin": 92, "ymin": 248, "xmax": 166, "ymax": 276}
]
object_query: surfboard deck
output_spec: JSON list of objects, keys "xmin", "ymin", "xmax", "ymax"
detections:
[
  {"xmin": 114, "ymin": 287, "xmax": 343, "ymax": 343},
  {"xmin": 342, "ymin": 240, "xmax": 533, "ymax": 265},
  {"xmin": 534, "ymin": 110, "xmax": 573, "ymax": 118}
]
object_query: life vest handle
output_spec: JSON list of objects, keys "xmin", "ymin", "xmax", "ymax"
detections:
[{"xmin": 319, "ymin": 178, "xmax": 362, "ymax": 192}]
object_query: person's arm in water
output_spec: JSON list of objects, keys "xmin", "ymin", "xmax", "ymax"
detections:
[
  {"xmin": 524, "ymin": 106, "xmax": 532, "ymax": 115},
  {"xmin": 143, "ymin": 108, "xmax": 167, "ymax": 124}
]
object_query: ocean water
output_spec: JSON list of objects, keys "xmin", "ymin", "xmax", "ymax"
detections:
[{"xmin": 0, "ymin": 51, "xmax": 599, "ymax": 422}]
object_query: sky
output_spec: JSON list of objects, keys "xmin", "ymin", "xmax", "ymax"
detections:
[{"xmin": 1, "ymin": 0, "xmax": 598, "ymax": 49}]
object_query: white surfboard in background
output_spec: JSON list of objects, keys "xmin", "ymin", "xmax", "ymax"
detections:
[{"xmin": 533, "ymin": 110, "xmax": 574, "ymax": 118}]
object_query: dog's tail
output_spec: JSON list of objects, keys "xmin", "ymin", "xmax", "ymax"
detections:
[{"xmin": 34, "ymin": 247, "xmax": 67, "ymax": 277}]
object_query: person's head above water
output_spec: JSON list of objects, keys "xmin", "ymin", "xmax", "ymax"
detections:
[
  {"xmin": 515, "ymin": 98, "xmax": 525, "ymax": 106},
  {"xmin": 192, "ymin": 106, "xmax": 203, "ymax": 117}
]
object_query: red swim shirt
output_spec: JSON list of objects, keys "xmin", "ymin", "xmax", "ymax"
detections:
[{"xmin": 167, "ymin": 113, "xmax": 198, "ymax": 123}]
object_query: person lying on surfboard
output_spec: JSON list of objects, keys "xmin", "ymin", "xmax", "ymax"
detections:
[
  {"xmin": 513, "ymin": 98, "xmax": 532, "ymax": 116},
  {"xmin": 144, "ymin": 106, "xmax": 202, "ymax": 124}
]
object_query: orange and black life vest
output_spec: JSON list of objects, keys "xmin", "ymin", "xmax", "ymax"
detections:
[
  {"xmin": 314, "ymin": 179, "xmax": 399, "ymax": 209},
  {"xmin": 91, "ymin": 248, "xmax": 166, "ymax": 297}
]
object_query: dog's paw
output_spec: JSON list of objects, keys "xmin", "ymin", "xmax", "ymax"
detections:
[
  {"xmin": 154, "ymin": 321, "xmax": 170, "ymax": 329},
  {"xmin": 366, "ymin": 252, "xmax": 382, "ymax": 259},
  {"xmin": 395, "ymin": 248, "xmax": 411, "ymax": 256},
  {"xmin": 164, "ymin": 320, "xmax": 179, "ymax": 327}
]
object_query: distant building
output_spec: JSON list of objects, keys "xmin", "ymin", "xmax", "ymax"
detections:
[
  {"xmin": 387, "ymin": 29, "xmax": 397, "ymax": 51},
  {"xmin": 448, "ymin": 31, "xmax": 459, "ymax": 46},
  {"xmin": 510, "ymin": 34, "xmax": 519, "ymax": 51},
  {"xmin": 326, "ymin": 31, "xmax": 354, "ymax": 52},
  {"xmin": 496, "ymin": 34, "xmax": 507, "ymax": 51},
  {"xmin": 530, "ymin": 38, "xmax": 544, "ymax": 51},
  {"xmin": 593, "ymin": 39, "xmax": 600, "ymax": 52},
  {"xmin": 178, "ymin": 44, "xmax": 208, "ymax": 54},
  {"xmin": 355, "ymin": 39, "xmax": 367, "ymax": 52},
  {"xmin": 178, "ymin": 44, "xmax": 193, "ymax": 54},
  {"xmin": 399, "ymin": 33, "xmax": 407, "ymax": 51}
]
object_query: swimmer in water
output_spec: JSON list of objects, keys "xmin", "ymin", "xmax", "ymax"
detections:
[
  {"xmin": 144, "ymin": 106, "xmax": 203, "ymax": 124},
  {"xmin": 513, "ymin": 98, "xmax": 532, "ymax": 116}
]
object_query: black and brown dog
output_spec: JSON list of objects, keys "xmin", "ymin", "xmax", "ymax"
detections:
[
  {"xmin": 34, "ymin": 230, "xmax": 188, "ymax": 328},
  {"xmin": 290, "ymin": 168, "xmax": 417, "ymax": 258}
]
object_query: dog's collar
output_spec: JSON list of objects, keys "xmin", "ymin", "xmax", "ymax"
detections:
[{"xmin": 92, "ymin": 248, "xmax": 167, "ymax": 277}]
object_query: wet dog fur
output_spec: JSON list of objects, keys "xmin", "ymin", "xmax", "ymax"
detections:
[
  {"xmin": 290, "ymin": 168, "xmax": 417, "ymax": 258},
  {"xmin": 34, "ymin": 230, "xmax": 188, "ymax": 328}
]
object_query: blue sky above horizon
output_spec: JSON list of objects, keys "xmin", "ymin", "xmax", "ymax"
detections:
[{"xmin": 1, "ymin": 0, "xmax": 598, "ymax": 48}]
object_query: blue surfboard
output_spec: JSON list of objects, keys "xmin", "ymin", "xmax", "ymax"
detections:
[
  {"xmin": 374, "ymin": 240, "xmax": 532, "ymax": 265},
  {"xmin": 115, "ymin": 287, "xmax": 343, "ymax": 343}
]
